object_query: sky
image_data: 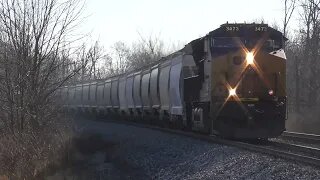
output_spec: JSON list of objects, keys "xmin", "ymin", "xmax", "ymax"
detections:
[{"xmin": 79, "ymin": 0, "xmax": 299, "ymax": 49}]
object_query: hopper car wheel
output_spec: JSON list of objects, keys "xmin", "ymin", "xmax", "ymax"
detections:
[
  {"xmin": 134, "ymin": 109, "xmax": 143, "ymax": 122},
  {"xmin": 160, "ymin": 110, "xmax": 170, "ymax": 128},
  {"xmin": 142, "ymin": 111, "xmax": 148, "ymax": 124},
  {"xmin": 171, "ymin": 115, "xmax": 184, "ymax": 130}
]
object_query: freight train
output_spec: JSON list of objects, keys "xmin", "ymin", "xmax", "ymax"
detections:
[{"xmin": 59, "ymin": 23, "xmax": 287, "ymax": 139}]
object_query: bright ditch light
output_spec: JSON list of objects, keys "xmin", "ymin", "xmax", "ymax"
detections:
[{"xmin": 229, "ymin": 88, "xmax": 236, "ymax": 96}]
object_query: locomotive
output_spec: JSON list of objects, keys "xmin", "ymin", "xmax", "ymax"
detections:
[{"xmin": 60, "ymin": 23, "xmax": 287, "ymax": 139}]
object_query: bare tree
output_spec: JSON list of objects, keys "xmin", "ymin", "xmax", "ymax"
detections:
[
  {"xmin": 100, "ymin": 53, "xmax": 113, "ymax": 77},
  {"xmin": 112, "ymin": 41, "xmax": 130, "ymax": 75},
  {"xmin": 299, "ymin": 0, "xmax": 320, "ymax": 107},
  {"xmin": 0, "ymin": 0, "xmax": 87, "ymax": 130},
  {"xmin": 128, "ymin": 32, "xmax": 169, "ymax": 69},
  {"xmin": 283, "ymin": 0, "xmax": 296, "ymax": 44},
  {"xmin": 86, "ymin": 41, "xmax": 104, "ymax": 80},
  {"xmin": 0, "ymin": 0, "xmax": 88, "ymax": 178},
  {"xmin": 285, "ymin": 0, "xmax": 320, "ymax": 113},
  {"xmin": 101, "ymin": 33, "xmax": 179, "ymax": 76}
]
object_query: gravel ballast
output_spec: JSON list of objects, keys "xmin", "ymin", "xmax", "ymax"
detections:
[{"xmin": 75, "ymin": 118, "xmax": 320, "ymax": 180}]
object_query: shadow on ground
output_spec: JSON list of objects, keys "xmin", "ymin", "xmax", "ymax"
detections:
[{"xmin": 45, "ymin": 133, "xmax": 145, "ymax": 180}]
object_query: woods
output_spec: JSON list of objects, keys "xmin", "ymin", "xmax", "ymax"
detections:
[
  {"xmin": 285, "ymin": 0, "xmax": 320, "ymax": 118},
  {"xmin": 73, "ymin": 34, "xmax": 175, "ymax": 81}
]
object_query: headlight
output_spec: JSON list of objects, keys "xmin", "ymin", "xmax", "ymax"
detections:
[
  {"xmin": 246, "ymin": 52, "xmax": 254, "ymax": 65},
  {"xmin": 229, "ymin": 88, "xmax": 236, "ymax": 96}
]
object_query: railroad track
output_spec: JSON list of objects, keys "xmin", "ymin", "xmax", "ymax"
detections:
[
  {"xmin": 281, "ymin": 131, "xmax": 320, "ymax": 145},
  {"xmin": 268, "ymin": 141, "xmax": 320, "ymax": 160},
  {"xmin": 90, "ymin": 119, "xmax": 320, "ymax": 167}
]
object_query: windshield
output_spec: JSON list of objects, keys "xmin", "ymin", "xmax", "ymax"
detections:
[{"xmin": 210, "ymin": 37, "xmax": 281, "ymax": 52}]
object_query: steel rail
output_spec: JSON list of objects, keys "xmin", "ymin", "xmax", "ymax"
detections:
[
  {"xmin": 270, "ymin": 141, "xmax": 320, "ymax": 158},
  {"xmin": 95, "ymin": 119, "xmax": 320, "ymax": 167},
  {"xmin": 282, "ymin": 131, "xmax": 320, "ymax": 144}
]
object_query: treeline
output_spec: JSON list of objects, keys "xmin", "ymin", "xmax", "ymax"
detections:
[
  {"xmin": 67, "ymin": 34, "xmax": 178, "ymax": 83},
  {"xmin": 284, "ymin": 0, "xmax": 320, "ymax": 113}
]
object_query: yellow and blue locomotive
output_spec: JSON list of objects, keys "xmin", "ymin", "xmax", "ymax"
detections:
[{"xmin": 188, "ymin": 23, "xmax": 286, "ymax": 138}]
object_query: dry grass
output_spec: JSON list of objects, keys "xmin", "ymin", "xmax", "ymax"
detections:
[{"xmin": 0, "ymin": 113, "xmax": 74, "ymax": 179}]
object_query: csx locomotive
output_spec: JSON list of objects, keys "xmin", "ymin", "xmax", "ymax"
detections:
[{"xmin": 60, "ymin": 23, "xmax": 287, "ymax": 139}]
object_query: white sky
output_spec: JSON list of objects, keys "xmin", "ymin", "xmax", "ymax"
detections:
[{"xmin": 80, "ymin": 0, "xmax": 300, "ymax": 48}]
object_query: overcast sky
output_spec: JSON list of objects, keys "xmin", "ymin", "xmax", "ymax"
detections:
[{"xmin": 80, "ymin": 0, "xmax": 299, "ymax": 48}]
